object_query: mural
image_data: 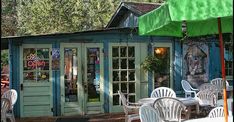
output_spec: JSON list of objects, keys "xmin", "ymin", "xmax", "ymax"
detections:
[{"xmin": 183, "ymin": 40, "xmax": 209, "ymax": 88}]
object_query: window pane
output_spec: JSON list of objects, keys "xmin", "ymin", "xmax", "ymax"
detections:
[
  {"xmin": 37, "ymin": 72, "xmax": 49, "ymax": 82},
  {"xmin": 120, "ymin": 47, "xmax": 127, "ymax": 57},
  {"xmin": 129, "ymin": 95, "xmax": 135, "ymax": 102},
  {"xmin": 23, "ymin": 72, "xmax": 36, "ymax": 81},
  {"xmin": 129, "ymin": 71, "xmax": 135, "ymax": 81},
  {"xmin": 121, "ymin": 59, "xmax": 127, "ymax": 69},
  {"xmin": 112, "ymin": 47, "xmax": 119, "ymax": 57},
  {"xmin": 113, "ymin": 71, "xmax": 119, "ymax": 81},
  {"xmin": 24, "ymin": 60, "xmax": 36, "ymax": 70},
  {"xmin": 64, "ymin": 48, "xmax": 78, "ymax": 102},
  {"xmin": 37, "ymin": 48, "xmax": 49, "ymax": 59},
  {"xmin": 128, "ymin": 59, "xmax": 135, "ymax": 69},
  {"xmin": 113, "ymin": 83, "xmax": 119, "ymax": 94},
  {"xmin": 113, "ymin": 59, "xmax": 119, "ymax": 69},
  {"xmin": 121, "ymin": 71, "xmax": 127, "ymax": 81},
  {"xmin": 23, "ymin": 48, "xmax": 36, "ymax": 60},
  {"xmin": 121, "ymin": 83, "xmax": 127, "ymax": 93},
  {"xmin": 128, "ymin": 47, "xmax": 135, "ymax": 57},
  {"xmin": 113, "ymin": 95, "xmax": 119, "ymax": 105},
  {"xmin": 129, "ymin": 83, "xmax": 135, "ymax": 93},
  {"xmin": 37, "ymin": 60, "xmax": 49, "ymax": 70}
]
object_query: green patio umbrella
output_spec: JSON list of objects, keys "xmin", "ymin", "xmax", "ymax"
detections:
[{"xmin": 139, "ymin": 0, "xmax": 233, "ymax": 121}]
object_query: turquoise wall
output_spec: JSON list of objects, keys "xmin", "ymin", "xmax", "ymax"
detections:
[{"xmin": 8, "ymin": 31, "xmax": 223, "ymax": 117}]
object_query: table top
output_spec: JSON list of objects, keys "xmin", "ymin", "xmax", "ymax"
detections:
[
  {"xmin": 184, "ymin": 117, "xmax": 233, "ymax": 122},
  {"xmin": 138, "ymin": 97, "xmax": 199, "ymax": 106}
]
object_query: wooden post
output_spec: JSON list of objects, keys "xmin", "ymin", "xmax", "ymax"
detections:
[{"xmin": 218, "ymin": 17, "xmax": 228, "ymax": 122}]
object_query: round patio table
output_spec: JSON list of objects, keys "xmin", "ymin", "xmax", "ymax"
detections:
[{"xmin": 184, "ymin": 116, "xmax": 233, "ymax": 122}]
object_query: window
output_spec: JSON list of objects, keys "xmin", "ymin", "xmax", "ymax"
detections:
[
  {"xmin": 112, "ymin": 46, "xmax": 136, "ymax": 105},
  {"xmin": 224, "ymin": 33, "xmax": 233, "ymax": 81},
  {"xmin": 23, "ymin": 48, "xmax": 50, "ymax": 82}
]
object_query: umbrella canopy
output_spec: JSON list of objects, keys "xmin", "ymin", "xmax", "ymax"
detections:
[
  {"xmin": 138, "ymin": 0, "xmax": 233, "ymax": 122},
  {"xmin": 139, "ymin": 0, "xmax": 233, "ymax": 37}
]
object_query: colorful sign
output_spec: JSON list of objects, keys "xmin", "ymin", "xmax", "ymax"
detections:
[{"xmin": 52, "ymin": 48, "xmax": 60, "ymax": 70}]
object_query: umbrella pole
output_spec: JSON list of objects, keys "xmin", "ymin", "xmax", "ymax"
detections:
[{"xmin": 218, "ymin": 18, "xmax": 228, "ymax": 122}]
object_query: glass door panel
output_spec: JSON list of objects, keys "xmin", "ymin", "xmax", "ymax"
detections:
[
  {"xmin": 64, "ymin": 48, "xmax": 78, "ymax": 102},
  {"xmin": 86, "ymin": 48, "xmax": 101, "ymax": 102},
  {"xmin": 153, "ymin": 47, "xmax": 170, "ymax": 88}
]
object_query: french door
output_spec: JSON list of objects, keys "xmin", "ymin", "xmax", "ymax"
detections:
[
  {"xmin": 20, "ymin": 44, "xmax": 53, "ymax": 117},
  {"xmin": 109, "ymin": 43, "xmax": 141, "ymax": 112},
  {"xmin": 60, "ymin": 43, "xmax": 104, "ymax": 115}
]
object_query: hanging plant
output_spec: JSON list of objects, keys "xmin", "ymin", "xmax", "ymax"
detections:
[{"xmin": 140, "ymin": 55, "xmax": 164, "ymax": 73}]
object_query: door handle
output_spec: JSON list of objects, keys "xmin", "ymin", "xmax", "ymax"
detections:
[{"xmin": 20, "ymin": 84, "xmax": 23, "ymax": 91}]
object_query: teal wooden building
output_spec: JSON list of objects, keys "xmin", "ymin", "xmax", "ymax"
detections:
[{"xmin": 1, "ymin": 2, "xmax": 233, "ymax": 118}]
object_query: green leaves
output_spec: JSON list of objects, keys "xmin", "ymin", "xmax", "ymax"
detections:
[{"xmin": 140, "ymin": 55, "xmax": 164, "ymax": 73}]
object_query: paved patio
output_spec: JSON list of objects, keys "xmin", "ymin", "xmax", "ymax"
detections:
[
  {"xmin": 15, "ymin": 109, "xmax": 206, "ymax": 122},
  {"xmin": 15, "ymin": 113, "xmax": 139, "ymax": 122}
]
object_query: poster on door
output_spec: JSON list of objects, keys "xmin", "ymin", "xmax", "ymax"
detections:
[
  {"xmin": 182, "ymin": 40, "xmax": 209, "ymax": 88},
  {"xmin": 52, "ymin": 48, "xmax": 60, "ymax": 70}
]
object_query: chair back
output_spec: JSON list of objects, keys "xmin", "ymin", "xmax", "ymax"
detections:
[
  {"xmin": 181, "ymin": 80, "xmax": 192, "ymax": 91},
  {"xmin": 196, "ymin": 89, "xmax": 217, "ymax": 107},
  {"xmin": 1, "ymin": 98, "xmax": 11, "ymax": 122},
  {"xmin": 139, "ymin": 104, "xmax": 163, "ymax": 122},
  {"xmin": 153, "ymin": 97, "xmax": 186, "ymax": 122},
  {"xmin": 150, "ymin": 87, "xmax": 176, "ymax": 98},
  {"xmin": 2, "ymin": 89, "xmax": 18, "ymax": 110},
  {"xmin": 199, "ymin": 83, "xmax": 217, "ymax": 91},
  {"xmin": 208, "ymin": 107, "xmax": 224, "ymax": 118},
  {"xmin": 118, "ymin": 91, "xmax": 128, "ymax": 114},
  {"xmin": 210, "ymin": 78, "xmax": 229, "ymax": 94}
]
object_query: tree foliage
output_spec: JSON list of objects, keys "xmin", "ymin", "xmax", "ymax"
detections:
[
  {"xmin": 17, "ymin": 0, "xmax": 118, "ymax": 35},
  {"xmin": 16, "ymin": 0, "xmax": 164, "ymax": 35},
  {"xmin": 1, "ymin": 0, "xmax": 17, "ymax": 36}
]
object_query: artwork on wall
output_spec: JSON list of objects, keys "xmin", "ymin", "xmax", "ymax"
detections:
[
  {"xmin": 52, "ymin": 48, "xmax": 60, "ymax": 70},
  {"xmin": 183, "ymin": 40, "xmax": 209, "ymax": 88}
]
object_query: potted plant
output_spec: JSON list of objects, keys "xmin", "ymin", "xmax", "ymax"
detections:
[{"xmin": 141, "ymin": 55, "xmax": 169, "ymax": 87}]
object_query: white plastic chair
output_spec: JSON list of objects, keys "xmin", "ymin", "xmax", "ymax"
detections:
[
  {"xmin": 153, "ymin": 97, "xmax": 186, "ymax": 122},
  {"xmin": 150, "ymin": 87, "xmax": 176, "ymax": 98},
  {"xmin": 199, "ymin": 83, "xmax": 218, "ymax": 99},
  {"xmin": 118, "ymin": 91, "xmax": 140, "ymax": 122},
  {"xmin": 1, "ymin": 98, "xmax": 11, "ymax": 122},
  {"xmin": 139, "ymin": 104, "xmax": 163, "ymax": 122},
  {"xmin": 181, "ymin": 80, "xmax": 199, "ymax": 98},
  {"xmin": 208, "ymin": 107, "xmax": 224, "ymax": 118},
  {"xmin": 2, "ymin": 89, "xmax": 18, "ymax": 122},
  {"xmin": 196, "ymin": 89, "xmax": 217, "ymax": 107},
  {"xmin": 210, "ymin": 78, "xmax": 229, "ymax": 98}
]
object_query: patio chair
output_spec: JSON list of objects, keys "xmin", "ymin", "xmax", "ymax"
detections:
[
  {"xmin": 210, "ymin": 78, "xmax": 229, "ymax": 99},
  {"xmin": 150, "ymin": 87, "xmax": 176, "ymax": 98},
  {"xmin": 196, "ymin": 89, "xmax": 217, "ymax": 116},
  {"xmin": 208, "ymin": 107, "xmax": 224, "ymax": 118},
  {"xmin": 2, "ymin": 89, "xmax": 18, "ymax": 122},
  {"xmin": 139, "ymin": 104, "xmax": 163, "ymax": 122},
  {"xmin": 196, "ymin": 89, "xmax": 217, "ymax": 107},
  {"xmin": 1, "ymin": 98, "xmax": 11, "ymax": 122},
  {"xmin": 181, "ymin": 80, "xmax": 199, "ymax": 98},
  {"xmin": 118, "ymin": 91, "xmax": 140, "ymax": 122},
  {"xmin": 153, "ymin": 97, "xmax": 186, "ymax": 122},
  {"xmin": 198, "ymin": 83, "xmax": 218, "ymax": 100}
]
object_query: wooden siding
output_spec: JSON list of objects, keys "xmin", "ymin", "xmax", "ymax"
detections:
[
  {"xmin": 173, "ymin": 40, "xmax": 183, "ymax": 96},
  {"xmin": 209, "ymin": 41, "xmax": 222, "ymax": 80}
]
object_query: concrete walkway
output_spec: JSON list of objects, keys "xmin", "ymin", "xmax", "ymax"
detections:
[{"xmin": 15, "ymin": 113, "xmax": 140, "ymax": 122}]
